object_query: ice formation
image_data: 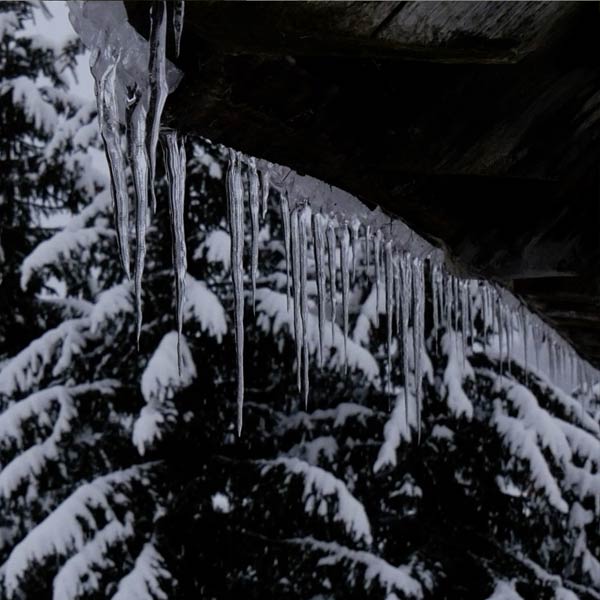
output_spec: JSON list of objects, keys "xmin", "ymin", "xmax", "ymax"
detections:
[{"xmin": 68, "ymin": 1, "xmax": 599, "ymax": 435}]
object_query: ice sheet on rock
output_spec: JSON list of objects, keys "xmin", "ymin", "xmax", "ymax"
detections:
[{"xmin": 68, "ymin": 1, "xmax": 182, "ymax": 125}]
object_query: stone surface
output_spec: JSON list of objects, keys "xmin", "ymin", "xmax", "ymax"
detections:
[{"xmin": 126, "ymin": 1, "xmax": 600, "ymax": 368}]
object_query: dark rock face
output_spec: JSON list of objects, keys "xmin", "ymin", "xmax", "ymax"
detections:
[{"xmin": 126, "ymin": 1, "xmax": 600, "ymax": 368}]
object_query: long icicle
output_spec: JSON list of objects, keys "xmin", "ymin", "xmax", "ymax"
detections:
[
  {"xmin": 280, "ymin": 191, "xmax": 292, "ymax": 310},
  {"xmin": 94, "ymin": 50, "xmax": 130, "ymax": 278},
  {"xmin": 162, "ymin": 130, "xmax": 187, "ymax": 371},
  {"xmin": 248, "ymin": 156, "xmax": 260, "ymax": 313},
  {"xmin": 260, "ymin": 169, "xmax": 270, "ymax": 219},
  {"xmin": 350, "ymin": 219, "xmax": 360, "ymax": 283},
  {"xmin": 312, "ymin": 212, "xmax": 327, "ymax": 367},
  {"xmin": 290, "ymin": 206, "xmax": 303, "ymax": 393},
  {"xmin": 384, "ymin": 241, "xmax": 394, "ymax": 391},
  {"xmin": 146, "ymin": 0, "xmax": 168, "ymax": 213},
  {"xmin": 431, "ymin": 263, "xmax": 439, "ymax": 350},
  {"xmin": 326, "ymin": 221, "xmax": 337, "ymax": 339},
  {"xmin": 374, "ymin": 229, "xmax": 382, "ymax": 328},
  {"xmin": 299, "ymin": 206, "xmax": 310, "ymax": 405},
  {"xmin": 340, "ymin": 225, "xmax": 350, "ymax": 373},
  {"xmin": 173, "ymin": 0, "xmax": 185, "ymax": 57},
  {"xmin": 126, "ymin": 86, "xmax": 149, "ymax": 347},
  {"xmin": 412, "ymin": 258, "xmax": 424, "ymax": 441},
  {"xmin": 400, "ymin": 253, "xmax": 412, "ymax": 438},
  {"xmin": 226, "ymin": 150, "xmax": 245, "ymax": 435},
  {"xmin": 394, "ymin": 251, "xmax": 401, "ymax": 338},
  {"xmin": 365, "ymin": 225, "xmax": 371, "ymax": 277}
]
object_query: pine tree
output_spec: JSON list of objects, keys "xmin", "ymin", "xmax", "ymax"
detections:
[
  {"xmin": 0, "ymin": 0, "xmax": 100, "ymax": 360},
  {"xmin": 1, "ymin": 4, "xmax": 599, "ymax": 599}
]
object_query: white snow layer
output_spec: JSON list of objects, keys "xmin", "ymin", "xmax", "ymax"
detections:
[{"xmin": 261, "ymin": 457, "xmax": 372, "ymax": 544}]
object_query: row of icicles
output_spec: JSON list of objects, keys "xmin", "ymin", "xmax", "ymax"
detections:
[
  {"xmin": 226, "ymin": 150, "xmax": 599, "ymax": 434},
  {"xmin": 86, "ymin": 1, "xmax": 597, "ymax": 436}
]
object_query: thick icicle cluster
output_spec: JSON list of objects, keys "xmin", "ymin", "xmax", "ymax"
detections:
[
  {"xmin": 68, "ymin": 1, "xmax": 188, "ymax": 354},
  {"xmin": 225, "ymin": 153, "xmax": 600, "ymax": 434}
]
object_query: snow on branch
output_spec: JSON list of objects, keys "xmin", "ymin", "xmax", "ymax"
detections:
[
  {"xmin": 0, "ymin": 382, "xmax": 118, "ymax": 499},
  {"xmin": 260, "ymin": 457, "xmax": 372, "ymax": 545},
  {"xmin": 52, "ymin": 518, "xmax": 134, "ymax": 600},
  {"xmin": 374, "ymin": 390, "xmax": 417, "ymax": 473},
  {"xmin": 3, "ymin": 75, "xmax": 58, "ymax": 134},
  {"xmin": 111, "ymin": 542, "xmax": 172, "ymax": 600},
  {"xmin": 1, "ymin": 466, "xmax": 149, "ymax": 597},
  {"xmin": 140, "ymin": 332, "xmax": 196, "ymax": 405},
  {"xmin": 0, "ymin": 319, "xmax": 90, "ymax": 396},
  {"xmin": 20, "ymin": 226, "xmax": 115, "ymax": 290},
  {"xmin": 280, "ymin": 402, "xmax": 374, "ymax": 434},
  {"xmin": 492, "ymin": 403, "xmax": 568, "ymax": 513},
  {"xmin": 255, "ymin": 288, "xmax": 379, "ymax": 382},
  {"xmin": 497, "ymin": 377, "xmax": 572, "ymax": 464},
  {"xmin": 441, "ymin": 331, "xmax": 474, "ymax": 420},
  {"xmin": 184, "ymin": 274, "xmax": 227, "ymax": 341},
  {"xmin": 90, "ymin": 281, "xmax": 134, "ymax": 333},
  {"xmin": 294, "ymin": 537, "xmax": 423, "ymax": 598},
  {"xmin": 134, "ymin": 332, "xmax": 196, "ymax": 455}
]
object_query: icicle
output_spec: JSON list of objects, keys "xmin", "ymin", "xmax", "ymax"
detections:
[
  {"xmin": 412, "ymin": 258, "xmax": 424, "ymax": 440},
  {"xmin": 364, "ymin": 224, "xmax": 371, "ymax": 275},
  {"xmin": 445, "ymin": 275, "xmax": 453, "ymax": 335},
  {"xmin": 496, "ymin": 298, "xmax": 503, "ymax": 374},
  {"xmin": 340, "ymin": 225, "xmax": 351, "ymax": 373},
  {"xmin": 299, "ymin": 206, "xmax": 310, "ymax": 406},
  {"xmin": 147, "ymin": 1, "xmax": 168, "ymax": 214},
  {"xmin": 94, "ymin": 50, "xmax": 130, "ymax": 278},
  {"xmin": 400, "ymin": 253, "xmax": 412, "ymax": 433},
  {"xmin": 248, "ymin": 157, "xmax": 260, "ymax": 313},
  {"xmin": 384, "ymin": 241, "xmax": 394, "ymax": 390},
  {"xmin": 161, "ymin": 130, "xmax": 187, "ymax": 371},
  {"xmin": 350, "ymin": 219, "xmax": 360, "ymax": 283},
  {"xmin": 326, "ymin": 222, "xmax": 337, "ymax": 338},
  {"xmin": 453, "ymin": 276, "xmax": 460, "ymax": 342},
  {"xmin": 481, "ymin": 284, "xmax": 488, "ymax": 336},
  {"xmin": 460, "ymin": 280, "xmax": 468, "ymax": 368},
  {"xmin": 468, "ymin": 282, "xmax": 475, "ymax": 347},
  {"xmin": 312, "ymin": 213, "xmax": 327, "ymax": 367},
  {"xmin": 506, "ymin": 310, "xmax": 513, "ymax": 375},
  {"xmin": 290, "ymin": 206, "xmax": 303, "ymax": 393},
  {"xmin": 521, "ymin": 306, "xmax": 529, "ymax": 385},
  {"xmin": 280, "ymin": 192, "xmax": 292, "ymax": 310},
  {"xmin": 431, "ymin": 263, "xmax": 439, "ymax": 349},
  {"xmin": 260, "ymin": 169, "xmax": 270, "ymax": 219},
  {"xmin": 393, "ymin": 251, "xmax": 401, "ymax": 338},
  {"xmin": 226, "ymin": 150, "xmax": 245, "ymax": 435},
  {"xmin": 126, "ymin": 86, "xmax": 149, "ymax": 346},
  {"xmin": 173, "ymin": 0, "xmax": 185, "ymax": 57},
  {"xmin": 374, "ymin": 229, "xmax": 382, "ymax": 328}
]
